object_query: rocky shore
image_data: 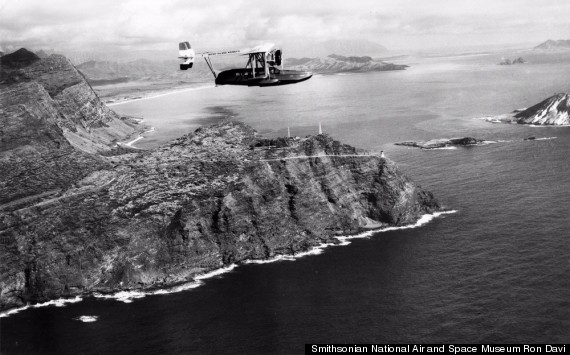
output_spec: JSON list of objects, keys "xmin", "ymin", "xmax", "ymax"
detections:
[{"xmin": 0, "ymin": 49, "xmax": 441, "ymax": 312}]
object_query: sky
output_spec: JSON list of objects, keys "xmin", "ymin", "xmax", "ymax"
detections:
[{"xmin": 1, "ymin": 0, "xmax": 569, "ymax": 58}]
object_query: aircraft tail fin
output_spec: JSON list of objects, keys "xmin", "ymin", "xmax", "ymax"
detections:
[{"xmin": 178, "ymin": 41, "xmax": 195, "ymax": 70}]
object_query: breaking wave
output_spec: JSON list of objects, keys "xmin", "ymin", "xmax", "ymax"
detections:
[
  {"xmin": 245, "ymin": 210, "xmax": 458, "ymax": 264},
  {"xmin": 0, "ymin": 211, "xmax": 456, "ymax": 314},
  {"xmin": 0, "ymin": 296, "xmax": 83, "ymax": 318},
  {"xmin": 75, "ymin": 315, "xmax": 98, "ymax": 322}
]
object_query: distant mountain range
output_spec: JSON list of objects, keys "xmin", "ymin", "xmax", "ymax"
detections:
[
  {"xmin": 534, "ymin": 39, "xmax": 570, "ymax": 50},
  {"xmin": 287, "ymin": 54, "xmax": 407, "ymax": 74},
  {"xmin": 77, "ymin": 59, "xmax": 212, "ymax": 83},
  {"xmin": 77, "ymin": 53, "xmax": 407, "ymax": 84}
]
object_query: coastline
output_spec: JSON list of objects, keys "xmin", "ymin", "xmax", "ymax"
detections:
[
  {"xmin": 96, "ymin": 81, "xmax": 214, "ymax": 107},
  {"xmin": 0, "ymin": 209, "xmax": 456, "ymax": 319}
]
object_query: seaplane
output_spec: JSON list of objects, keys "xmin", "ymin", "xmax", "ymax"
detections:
[{"xmin": 178, "ymin": 41, "xmax": 312, "ymax": 87}]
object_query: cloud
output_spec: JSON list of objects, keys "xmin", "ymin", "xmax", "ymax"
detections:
[{"xmin": 2, "ymin": 0, "xmax": 570, "ymax": 55}]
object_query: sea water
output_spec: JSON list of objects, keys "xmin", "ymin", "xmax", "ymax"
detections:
[{"xmin": 1, "ymin": 50, "xmax": 569, "ymax": 353}]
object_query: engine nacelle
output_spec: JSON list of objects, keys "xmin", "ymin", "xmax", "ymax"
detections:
[{"xmin": 266, "ymin": 49, "xmax": 282, "ymax": 67}]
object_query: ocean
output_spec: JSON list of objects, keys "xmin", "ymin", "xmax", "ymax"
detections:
[{"xmin": 1, "ymin": 50, "xmax": 569, "ymax": 353}]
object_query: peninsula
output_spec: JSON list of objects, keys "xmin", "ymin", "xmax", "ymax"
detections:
[{"xmin": 0, "ymin": 49, "xmax": 441, "ymax": 312}]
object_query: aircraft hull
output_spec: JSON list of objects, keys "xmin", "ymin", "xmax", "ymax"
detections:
[{"xmin": 215, "ymin": 68, "xmax": 312, "ymax": 87}]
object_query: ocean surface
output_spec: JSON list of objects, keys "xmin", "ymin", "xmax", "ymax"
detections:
[{"xmin": 2, "ymin": 50, "xmax": 569, "ymax": 353}]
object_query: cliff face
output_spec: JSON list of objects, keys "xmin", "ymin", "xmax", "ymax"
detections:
[
  {"xmin": 1, "ymin": 49, "xmax": 145, "ymax": 205},
  {"xmin": 514, "ymin": 93, "xmax": 570, "ymax": 125},
  {"xmin": 0, "ymin": 121, "xmax": 440, "ymax": 311},
  {"xmin": 1, "ymin": 49, "xmax": 144, "ymax": 154}
]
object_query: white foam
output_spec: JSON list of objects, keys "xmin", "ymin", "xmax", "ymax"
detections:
[
  {"xmin": 124, "ymin": 136, "xmax": 144, "ymax": 147},
  {"xmin": 528, "ymin": 124, "xmax": 570, "ymax": 128},
  {"xmin": 194, "ymin": 264, "xmax": 237, "ymax": 280},
  {"xmin": 429, "ymin": 146, "xmax": 457, "ymax": 150},
  {"xmin": 92, "ymin": 265, "xmax": 238, "ymax": 304},
  {"xmin": 244, "ymin": 254, "xmax": 298, "ymax": 264},
  {"xmin": 32, "ymin": 296, "xmax": 83, "ymax": 308},
  {"xmin": 0, "ymin": 305, "xmax": 31, "ymax": 318},
  {"xmin": 0, "ymin": 296, "xmax": 83, "ymax": 318},
  {"xmin": 0, "ymin": 211, "xmax": 457, "ymax": 315},
  {"xmin": 76, "ymin": 315, "xmax": 98, "ymax": 322},
  {"xmin": 245, "ymin": 210, "xmax": 457, "ymax": 264},
  {"xmin": 93, "ymin": 290, "xmax": 146, "ymax": 303},
  {"xmin": 121, "ymin": 127, "xmax": 156, "ymax": 148},
  {"xmin": 534, "ymin": 137, "xmax": 557, "ymax": 140}
]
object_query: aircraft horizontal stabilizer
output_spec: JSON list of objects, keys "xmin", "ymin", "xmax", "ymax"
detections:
[{"xmin": 178, "ymin": 41, "xmax": 195, "ymax": 70}]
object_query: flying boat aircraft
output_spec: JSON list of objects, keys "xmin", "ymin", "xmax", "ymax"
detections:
[{"xmin": 178, "ymin": 41, "xmax": 312, "ymax": 87}]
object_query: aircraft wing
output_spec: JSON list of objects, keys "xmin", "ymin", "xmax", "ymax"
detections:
[{"xmin": 197, "ymin": 43, "xmax": 275, "ymax": 57}]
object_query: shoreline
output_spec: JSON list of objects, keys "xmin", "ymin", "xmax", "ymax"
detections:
[
  {"xmin": 102, "ymin": 82, "xmax": 214, "ymax": 107},
  {"xmin": 0, "ymin": 209, "xmax": 457, "ymax": 319}
]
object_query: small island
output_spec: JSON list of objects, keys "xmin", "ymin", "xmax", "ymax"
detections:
[
  {"xmin": 498, "ymin": 57, "xmax": 526, "ymax": 65},
  {"xmin": 484, "ymin": 93, "xmax": 570, "ymax": 125},
  {"xmin": 395, "ymin": 137, "xmax": 488, "ymax": 149}
]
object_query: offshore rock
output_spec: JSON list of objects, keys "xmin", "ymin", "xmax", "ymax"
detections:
[
  {"xmin": 395, "ymin": 137, "xmax": 487, "ymax": 149},
  {"xmin": 0, "ymin": 121, "xmax": 440, "ymax": 311}
]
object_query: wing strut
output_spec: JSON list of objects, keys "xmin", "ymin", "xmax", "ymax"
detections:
[{"xmin": 203, "ymin": 55, "xmax": 217, "ymax": 79}]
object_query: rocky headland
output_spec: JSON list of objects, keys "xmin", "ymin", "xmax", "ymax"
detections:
[
  {"xmin": 0, "ymin": 50, "xmax": 441, "ymax": 312},
  {"xmin": 484, "ymin": 93, "xmax": 570, "ymax": 126},
  {"xmin": 395, "ymin": 137, "xmax": 488, "ymax": 149}
]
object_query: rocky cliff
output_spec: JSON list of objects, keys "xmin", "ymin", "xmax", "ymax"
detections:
[
  {"xmin": 0, "ymin": 120, "xmax": 441, "ymax": 311},
  {"xmin": 1, "ymin": 49, "xmax": 145, "ymax": 205},
  {"xmin": 0, "ymin": 50, "xmax": 440, "ymax": 312},
  {"xmin": 513, "ymin": 93, "xmax": 570, "ymax": 125},
  {"xmin": 1, "ymin": 49, "xmax": 144, "ymax": 154}
]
